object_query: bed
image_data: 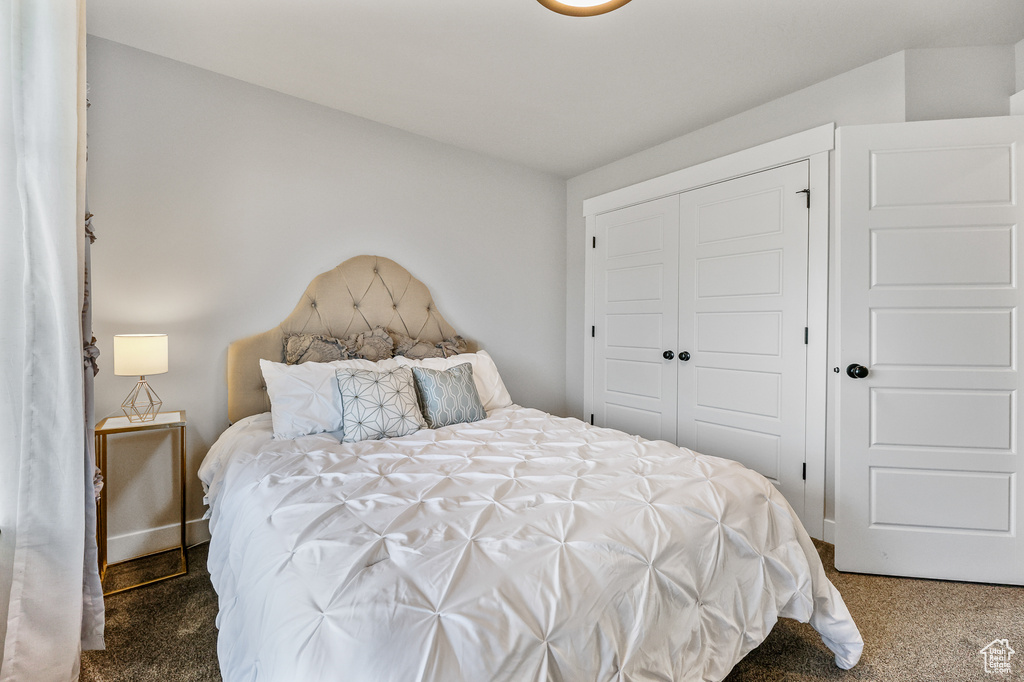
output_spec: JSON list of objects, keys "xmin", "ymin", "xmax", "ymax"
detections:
[{"xmin": 199, "ymin": 255, "xmax": 863, "ymax": 682}]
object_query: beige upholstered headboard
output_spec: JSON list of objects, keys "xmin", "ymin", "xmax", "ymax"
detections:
[{"xmin": 227, "ymin": 255, "xmax": 463, "ymax": 422}]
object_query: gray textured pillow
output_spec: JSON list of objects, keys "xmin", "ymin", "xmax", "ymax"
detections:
[
  {"xmin": 285, "ymin": 327, "xmax": 396, "ymax": 365},
  {"xmin": 411, "ymin": 363, "xmax": 487, "ymax": 429},
  {"xmin": 335, "ymin": 366, "xmax": 425, "ymax": 442},
  {"xmin": 284, "ymin": 334, "xmax": 350, "ymax": 365},
  {"xmin": 344, "ymin": 326, "xmax": 394, "ymax": 361},
  {"xmin": 389, "ymin": 330, "xmax": 469, "ymax": 359}
]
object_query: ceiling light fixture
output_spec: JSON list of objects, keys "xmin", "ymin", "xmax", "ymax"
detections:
[{"xmin": 537, "ymin": 0, "xmax": 632, "ymax": 17}]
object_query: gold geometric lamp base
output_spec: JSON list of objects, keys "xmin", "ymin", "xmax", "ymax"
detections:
[{"xmin": 121, "ymin": 376, "xmax": 163, "ymax": 423}]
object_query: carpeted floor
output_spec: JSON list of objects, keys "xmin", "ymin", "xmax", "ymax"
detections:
[
  {"xmin": 726, "ymin": 542, "xmax": 1024, "ymax": 681},
  {"xmin": 81, "ymin": 543, "xmax": 221, "ymax": 682},
  {"xmin": 81, "ymin": 541, "xmax": 1024, "ymax": 681}
]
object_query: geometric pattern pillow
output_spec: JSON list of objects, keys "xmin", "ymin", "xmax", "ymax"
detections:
[
  {"xmin": 411, "ymin": 363, "xmax": 486, "ymax": 429},
  {"xmin": 335, "ymin": 366, "xmax": 425, "ymax": 443}
]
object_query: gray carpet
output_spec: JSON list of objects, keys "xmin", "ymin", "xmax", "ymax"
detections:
[
  {"xmin": 725, "ymin": 542, "xmax": 1024, "ymax": 681},
  {"xmin": 81, "ymin": 543, "xmax": 221, "ymax": 682},
  {"xmin": 81, "ymin": 541, "xmax": 1024, "ymax": 681}
]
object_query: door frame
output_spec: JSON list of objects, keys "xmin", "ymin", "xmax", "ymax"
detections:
[{"xmin": 583, "ymin": 123, "xmax": 833, "ymax": 538}]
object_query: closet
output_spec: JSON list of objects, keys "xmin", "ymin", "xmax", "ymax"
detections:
[
  {"xmin": 588, "ymin": 158, "xmax": 815, "ymax": 522},
  {"xmin": 586, "ymin": 116, "xmax": 1024, "ymax": 579}
]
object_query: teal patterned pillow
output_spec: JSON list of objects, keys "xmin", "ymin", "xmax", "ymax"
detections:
[
  {"xmin": 411, "ymin": 363, "xmax": 487, "ymax": 429},
  {"xmin": 335, "ymin": 366, "xmax": 425, "ymax": 443}
]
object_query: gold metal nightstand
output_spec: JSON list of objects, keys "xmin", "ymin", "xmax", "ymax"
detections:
[{"xmin": 95, "ymin": 410, "xmax": 188, "ymax": 595}]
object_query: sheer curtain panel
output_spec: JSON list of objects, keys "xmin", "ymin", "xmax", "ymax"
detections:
[{"xmin": 0, "ymin": 1, "xmax": 105, "ymax": 680}]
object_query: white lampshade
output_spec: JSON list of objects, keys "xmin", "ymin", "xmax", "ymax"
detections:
[{"xmin": 114, "ymin": 334, "xmax": 168, "ymax": 377}]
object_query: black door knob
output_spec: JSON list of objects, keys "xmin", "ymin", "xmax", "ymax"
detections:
[
  {"xmin": 663, "ymin": 350, "xmax": 675, "ymax": 360},
  {"xmin": 846, "ymin": 363, "xmax": 869, "ymax": 379},
  {"xmin": 678, "ymin": 351, "xmax": 691, "ymax": 362}
]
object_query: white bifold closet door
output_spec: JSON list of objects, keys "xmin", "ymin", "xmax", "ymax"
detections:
[
  {"xmin": 593, "ymin": 196, "xmax": 680, "ymax": 443},
  {"xmin": 836, "ymin": 116, "xmax": 1024, "ymax": 584},
  {"xmin": 594, "ymin": 161, "xmax": 811, "ymax": 518},
  {"xmin": 679, "ymin": 161, "xmax": 810, "ymax": 512}
]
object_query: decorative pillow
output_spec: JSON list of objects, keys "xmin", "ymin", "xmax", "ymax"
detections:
[
  {"xmin": 389, "ymin": 330, "xmax": 469, "ymax": 360},
  {"xmin": 394, "ymin": 350, "xmax": 512, "ymax": 411},
  {"xmin": 433, "ymin": 336, "xmax": 469, "ymax": 357},
  {"xmin": 260, "ymin": 358, "xmax": 398, "ymax": 440},
  {"xmin": 284, "ymin": 327, "xmax": 395, "ymax": 365},
  {"xmin": 411, "ymin": 364, "xmax": 486, "ymax": 428},
  {"xmin": 335, "ymin": 366, "xmax": 425, "ymax": 443},
  {"xmin": 261, "ymin": 359, "xmax": 345, "ymax": 439},
  {"xmin": 343, "ymin": 326, "xmax": 394, "ymax": 361},
  {"xmin": 284, "ymin": 334, "xmax": 350, "ymax": 365}
]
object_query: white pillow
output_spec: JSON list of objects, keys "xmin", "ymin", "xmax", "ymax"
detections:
[
  {"xmin": 394, "ymin": 350, "xmax": 512, "ymax": 411},
  {"xmin": 260, "ymin": 358, "xmax": 397, "ymax": 440}
]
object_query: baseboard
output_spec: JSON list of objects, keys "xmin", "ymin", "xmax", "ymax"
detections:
[
  {"xmin": 823, "ymin": 518, "xmax": 836, "ymax": 544},
  {"xmin": 107, "ymin": 518, "xmax": 211, "ymax": 564}
]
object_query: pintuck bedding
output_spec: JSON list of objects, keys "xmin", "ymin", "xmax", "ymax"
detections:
[{"xmin": 199, "ymin": 404, "xmax": 863, "ymax": 682}]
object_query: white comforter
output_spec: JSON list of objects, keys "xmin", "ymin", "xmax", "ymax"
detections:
[{"xmin": 200, "ymin": 406, "xmax": 862, "ymax": 682}]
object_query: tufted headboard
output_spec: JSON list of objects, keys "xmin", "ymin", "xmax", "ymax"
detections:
[{"xmin": 227, "ymin": 255, "xmax": 465, "ymax": 423}]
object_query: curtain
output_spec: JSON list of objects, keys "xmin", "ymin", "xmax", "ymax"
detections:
[{"xmin": 0, "ymin": 0, "xmax": 105, "ymax": 679}]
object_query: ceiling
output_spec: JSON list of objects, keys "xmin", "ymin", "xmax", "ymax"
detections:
[{"xmin": 87, "ymin": 0, "xmax": 1024, "ymax": 177}]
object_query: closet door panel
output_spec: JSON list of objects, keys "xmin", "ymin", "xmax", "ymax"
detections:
[
  {"xmin": 678, "ymin": 161, "xmax": 810, "ymax": 514},
  {"xmin": 593, "ymin": 196, "xmax": 680, "ymax": 443}
]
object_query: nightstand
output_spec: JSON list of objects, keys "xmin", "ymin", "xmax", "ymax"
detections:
[{"xmin": 95, "ymin": 410, "xmax": 188, "ymax": 595}]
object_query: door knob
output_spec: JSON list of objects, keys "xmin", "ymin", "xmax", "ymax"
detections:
[
  {"xmin": 678, "ymin": 351, "xmax": 691, "ymax": 362},
  {"xmin": 663, "ymin": 350, "xmax": 675, "ymax": 360},
  {"xmin": 846, "ymin": 363, "xmax": 869, "ymax": 379}
]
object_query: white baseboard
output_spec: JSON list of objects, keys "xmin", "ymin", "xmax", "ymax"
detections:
[
  {"xmin": 823, "ymin": 518, "xmax": 836, "ymax": 544},
  {"xmin": 107, "ymin": 518, "xmax": 210, "ymax": 564}
]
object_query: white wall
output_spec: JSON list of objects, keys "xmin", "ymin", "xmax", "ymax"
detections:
[
  {"xmin": 1016, "ymin": 39, "xmax": 1024, "ymax": 92},
  {"xmin": 905, "ymin": 46, "xmax": 1015, "ymax": 121},
  {"xmin": 87, "ymin": 37, "xmax": 567, "ymax": 560},
  {"xmin": 1013, "ymin": 40, "xmax": 1024, "ymax": 114}
]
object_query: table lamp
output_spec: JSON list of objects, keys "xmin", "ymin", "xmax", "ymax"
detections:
[{"xmin": 114, "ymin": 334, "xmax": 168, "ymax": 422}]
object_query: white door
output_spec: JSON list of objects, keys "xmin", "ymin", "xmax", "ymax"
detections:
[
  {"xmin": 836, "ymin": 117, "xmax": 1024, "ymax": 584},
  {"xmin": 593, "ymin": 195, "xmax": 680, "ymax": 442},
  {"xmin": 678, "ymin": 161, "xmax": 811, "ymax": 520}
]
